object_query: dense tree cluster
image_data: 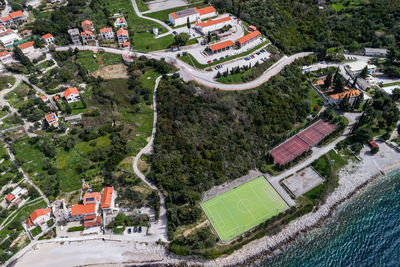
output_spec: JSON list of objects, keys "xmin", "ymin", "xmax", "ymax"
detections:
[
  {"xmin": 148, "ymin": 62, "xmax": 311, "ymax": 235},
  {"xmin": 213, "ymin": 0, "xmax": 400, "ymax": 54}
]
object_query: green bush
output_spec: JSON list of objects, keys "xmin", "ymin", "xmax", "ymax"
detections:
[{"xmin": 67, "ymin": 226, "xmax": 84, "ymax": 232}]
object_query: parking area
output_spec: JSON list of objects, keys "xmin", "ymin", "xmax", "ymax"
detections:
[
  {"xmin": 209, "ymin": 45, "xmax": 271, "ymax": 76},
  {"xmin": 124, "ymin": 226, "xmax": 148, "ymax": 236}
]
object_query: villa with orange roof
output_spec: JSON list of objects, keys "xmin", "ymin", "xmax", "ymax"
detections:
[
  {"xmin": 45, "ymin": 113, "xmax": 59, "ymax": 128},
  {"xmin": 40, "ymin": 95, "xmax": 48, "ymax": 102},
  {"xmin": 236, "ymin": 30, "xmax": 261, "ymax": 48},
  {"xmin": 117, "ymin": 28, "xmax": 129, "ymax": 48},
  {"xmin": 63, "ymin": 87, "xmax": 80, "ymax": 103},
  {"xmin": 9, "ymin": 10, "xmax": 26, "ymax": 23},
  {"xmin": 0, "ymin": 25, "xmax": 12, "ymax": 37},
  {"xmin": 114, "ymin": 16, "xmax": 127, "ymax": 28},
  {"xmin": 0, "ymin": 16, "xmax": 12, "ymax": 26},
  {"xmin": 328, "ymin": 89, "xmax": 362, "ymax": 105},
  {"xmin": 101, "ymin": 187, "xmax": 117, "ymax": 214},
  {"xmin": 4, "ymin": 186, "xmax": 27, "ymax": 205},
  {"xmin": 18, "ymin": 41, "xmax": 35, "ymax": 55},
  {"xmin": 26, "ymin": 208, "xmax": 52, "ymax": 229},
  {"xmin": 99, "ymin": 27, "xmax": 114, "ymax": 40},
  {"xmin": 0, "ymin": 50, "xmax": 12, "ymax": 64},
  {"xmin": 41, "ymin": 33, "xmax": 54, "ymax": 45},
  {"xmin": 195, "ymin": 16, "xmax": 231, "ymax": 35},
  {"xmin": 208, "ymin": 40, "xmax": 234, "ymax": 55},
  {"xmin": 81, "ymin": 20, "xmax": 94, "ymax": 32},
  {"xmin": 169, "ymin": 6, "xmax": 217, "ymax": 26},
  {"xmin": 81, "ymin": 30, "xmax": 95, "ymax": 45},
  {"xmin": 70, "ymin": 203, "xmax": 98, "ymax": 221}
]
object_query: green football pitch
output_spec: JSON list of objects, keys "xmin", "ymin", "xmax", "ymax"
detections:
[{"xmin": 201, "ymin": 176, "xmax": 289, "ymax": 241}]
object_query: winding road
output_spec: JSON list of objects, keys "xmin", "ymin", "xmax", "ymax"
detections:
[
  {"xmin": 132, "ymin": 76, "xmax": 168, "ymax": 242},
  {"xmin": 55, "ymin": 45, "xmax": 312, "ymax": 90}
]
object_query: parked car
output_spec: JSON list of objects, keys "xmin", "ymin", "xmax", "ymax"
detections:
[
  {"xmin": 172, "ymin": 31, "xmax": 177, "ymax": 35},
  {"xmin": 213, "ymin": 59, "xmax": 217, "ymax": 62},
  {"xmin": 133, "ymin": 226, "xmax": 137, "ymax": 233},
  {"xmin": 128, "ymin": 228, "xmax": 132, "ymax": 234},
  {"xmin": 138, "ymin": 227, "xmax": 142, "ymax": 233},
  {"xmin": 207, "ymin": 60, "xmax": 212, "ymax": 63},
  {"xmin": 219, "ymin": 57, "xmax": 224, "ymax": 60}
]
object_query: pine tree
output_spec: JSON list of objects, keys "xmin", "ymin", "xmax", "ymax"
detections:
[
  {"xmin": 186, "ymin": 17, "xmax": 191, "ymax": 35},
  {"xmin": 324, "ymin": 72, "xmax": 333, "ymax": 88},
  {"xmin": 352, "ymin": 76, "xmax": 358, "ymax": 88},
  {"xmin": 333, "ymin": 67, "xmax": 340, "ymax": 82}
]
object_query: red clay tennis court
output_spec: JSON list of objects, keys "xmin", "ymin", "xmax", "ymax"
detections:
[
  {"xmin": 270, "ymin": 136, "xmax": 310, "ymax": 165},
  {"xmin": 270, "ymin": 120, "xmax": 337, "ymax": 165}
]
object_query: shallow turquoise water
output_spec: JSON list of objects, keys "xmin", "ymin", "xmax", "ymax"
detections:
[{"xmin": 260, "ymin": 169, "xmax": 400, "ymax": 267}]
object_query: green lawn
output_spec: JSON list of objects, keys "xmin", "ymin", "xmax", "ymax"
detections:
[
  {"xmin": 201, "ymin": 176, "xmax": 289, "ymax": 241},
  {"xmin": 136, "ymin": 0, "xmax": 149, "ymax": 12},
  {"xmin": 68, "ymin": 100, "xmax": 87, "ymax": 115},
  {"xmin": 143, "ymin": 4, "xmax": 199, "ymax": 22},
  {"xmin": 30, "ymin": 226, "xmax": 42, "ymax": 237},
  {"xmin": 382, "ymin": 82, "xmax": 400, "ymax": 87},
  {"xmin": 0, "ymin": 76, "xmax": 16, "ymax": 90},
  {"xmin": 76, "ymin": 51, "xmax": 122, "ymax": 72},
  {"xmin": 133, "ymin": 33, "xmax": 175, "ymax": 51}
]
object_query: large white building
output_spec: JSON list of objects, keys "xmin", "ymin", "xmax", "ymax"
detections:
[
  {"xmin": 169, "ymin": 6, "xmax": 217, "ymax": 26},
  {"xmin": 347, "ymin": 61, "xmax": 377, "ymax": 76},
  {"xmin": 0, "ymin": 32, "xmax": 20, "ymax": 47},
  {"xmin": 195, "ymin": 16, "xmax": 231, "ymax": 35}
]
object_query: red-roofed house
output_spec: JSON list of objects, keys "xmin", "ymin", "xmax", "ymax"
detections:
[
  {"xmin": 81, "ymin": 30, "xmax": 95, "ymax": 45},
  {"xmin": 83, "ymin": 192, "xmax": 101, "ymax": 205},
  {"xmin": 0, "ymin": 26, "xmax": 12, "ymax": 37},
  {"xmin": 45, "ymin": 113, "xmax": 59, "ymax": 128},
  {"xmin": 70, "ymin": 203, "xmax": 97, "ymax": 221},
  {"xmin": 18, "ymin": 41, "xmax": 35, "ymax": 55},
  {"xmin": 0, "ymin": 50, "xmax": 12, "ymax": 64},
  {"xmin": 369, "ymin": 140, "xmax": 378, "ymax": 148},
  {"xmin": 117, "ymin": 28, "xmax": 129, "ymax": 47},
  {"xmin": 81, "ymin": 20, "xmax": 94, "ymax": 32},
  {"xmin": 4, "ymin": 186, "xmax": 28, "ymax": 204},
  {"xmin": 328, "ymin": 89, "xmax": 362, "ymax": 105},
  {"xmin": 0, "ymin": 16, "xmax": 12, "ymax": 26},
  {"xmin": 114, "ymin": 17, "xmax": 127, "ymax": 28},
  {"xmin": 26, "ymin": 208, "xmax": 51, "ymax": 229},
  {"xmin": 195, "ymin": 16, "xmax": 231, "ymax": 35},
  {"xmin": 41, "ymin": 33, "xmax": 55, "ymax": 45},
  {"xmin": 248, "ymin": 25, "xmax": 257, "ymax": 32},
  {"xmin": 236, "ymin": 30, "xmax": 261, "ymax": 48},
  {"xmin": 83, "ymin": 215, "xmax": 102, "ymax": 228},
  {"xmin": 99, "ymin": 27, "xmax": 114, "ymax": 40},
  {"xmin": 169, "ymin": 6, "xmax": 217, "ymax": 26},
  {"xmin": 40, "ymin": 95, "xmax": 48, "ymax": 102},
  {"xmin": 63, "ymin": 87, "xmax": 80, "ymax": 103},
  {"xmin": 208, "ymin": 40, "xmax": 234, "ymax": 54},
  {"xmin": 101, "ymin": 187, "xmax": 117, "ymax": 214},
  {"xmin": 9, "ymin": 10, "xmax": 26, "ymax": 23}
]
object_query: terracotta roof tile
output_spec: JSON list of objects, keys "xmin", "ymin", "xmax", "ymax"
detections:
[
  {"xmin": 236, "ymin": 30, "xmax": 261, "ymax": 44},
  {"xmin": 42, "ymin": 33, "xmax": 53, "ymax": 39},
  {"xmin": 5, "ymin": 193, "xmax": 15, "ymax": 202},
  {"xmin": 209, "ymin": 40, "xmax": 234, "ymax": 51},
  {"xmin": 18, "ymin": 41, "xmax": 34, "ymax": 50},
  {"xmin": 9, "ymin": 11, "xmax": 23, "ymax": 19},
  {"xmin": 71, "ymin": 203, "xmax": 96, "ymax": 216},
  {"xmin": 101, "ymin": 187, "xmax": 113, "ymax": 208},
  {"xmin": 63, "ymin": 87, "xmax": 79, "ymax": 98},
  {"xmin": 197, "ymin": 6, "xmax": 216, "ymax": 15},
  {"xmin": 196, "ymin": 16, "xmax": 230, "ymax": 28}
]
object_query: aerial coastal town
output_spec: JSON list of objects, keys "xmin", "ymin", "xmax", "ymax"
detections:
[{"xmin": 0, "ymin": 0, "xmax": 399, "ymax": 266}]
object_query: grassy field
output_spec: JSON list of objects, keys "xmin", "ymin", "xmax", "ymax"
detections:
[
  {"xmin": 0, "ymin": 76, "xmax": 16, "ymax": 90},
  {"xmin": 76, "ymin": 51, "xmax": 122, "ymax": 72},
  {"xmin": 201, "ymin": 176, "xmax": 289, "ymax": 241},
  {"xmin": 4, "ymin": 82, "xmax": 31, "ymax": 109},
  {"xmin": 133, "ymin": 33, "xmax": 175, "ymax": 51},
  {"xmin": 382, "ymin": 82, "xmax": 400, "ymax": 87},
  {"xmin": 331, "ymin": 0, "xmax": 363, "ymax": 11},
  {"xmin": 143, "ymin": 4, "xmax": 200, "ymax": 22},
  {"xmin": 136, "ymin": 0, "xmax": 149, "ymax": 12}
]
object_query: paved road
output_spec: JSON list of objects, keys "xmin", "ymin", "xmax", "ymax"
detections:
[
  {"xmin": 132, "ymin": 76, "xmax": 168, "ymax": 242},
  {"xmin": 130, "ymin": 0, "xmax": 173, "ymax": 34},
  {"xmin": 5, "ymin": 145, "xmax": 50, "ymax": 205},
  {"xmin": 0, "ymin": 0, "xmax": 10, "ymax": 17},
  {"xmin": 56, "ymin": 45, "xmax": 312, "ymax": 90}
]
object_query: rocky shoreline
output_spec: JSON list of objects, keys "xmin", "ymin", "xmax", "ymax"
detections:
[{"xmin": 167, "ymin": 142, "xmax": 400, "ymax": 267}]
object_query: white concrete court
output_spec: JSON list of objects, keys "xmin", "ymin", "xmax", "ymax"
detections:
[{"xmin": 144, "ymin": 0, "xmax": 189, "ymax": 13}]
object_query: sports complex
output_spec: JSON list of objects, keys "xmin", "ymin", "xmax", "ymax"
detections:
[
  {"xmin": 201, "ymin": 176, "xmax": 289, "ymax": 242},
  {"xmin": 270, "ymin": 119, "xmax": 337, "ymax": 165}
]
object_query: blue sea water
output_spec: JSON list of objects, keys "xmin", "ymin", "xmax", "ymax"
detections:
[{"xmin": 260, "ymin": 169, "xmax": 400, "ymax": 267}]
